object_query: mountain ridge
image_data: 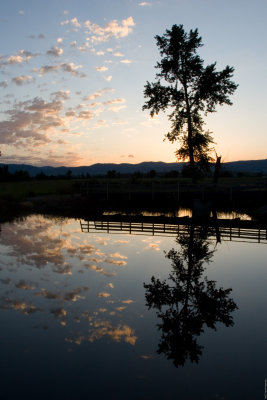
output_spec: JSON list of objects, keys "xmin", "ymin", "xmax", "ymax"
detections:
[{"xmin": 1, "ymin": 159, "xmax": 267, "ymax": 176}]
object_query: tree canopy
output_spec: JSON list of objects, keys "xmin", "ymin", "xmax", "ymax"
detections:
[
  {"xmin": 144, "ymin": 226, "xmax": 237, "ymax": 366},
  {"xmin": 143, "ymin": 24, "xmax": 238, "ymax": 180}
]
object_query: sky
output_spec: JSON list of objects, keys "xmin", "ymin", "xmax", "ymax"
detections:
[{"xmin": 0, "ymin": 0, "xmax": 266, "ymax": 167}]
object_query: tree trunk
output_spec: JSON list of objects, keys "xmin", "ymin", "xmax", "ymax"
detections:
[
  {"xmin": 187, "ymin": 116, "xmax": 196, "ymax": 183},
  {"xmin": 213, "ymin": 155, "xmax": 221, "ymax": 184},
  {"xmin": 183, "ymin": 75, "xmax": 196, "ymax": 183}
]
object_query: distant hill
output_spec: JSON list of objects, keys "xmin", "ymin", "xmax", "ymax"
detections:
[
  {"xmin": 0, "ymin": 161, "xmax": 185, "ymax": 176},
  {"xmin": 1, "ymin": 159, "xmax": 267, "ymax": 177},
  {"xmin": 222, "ymin": 159, "xmax": 267, "ymax": 174}
]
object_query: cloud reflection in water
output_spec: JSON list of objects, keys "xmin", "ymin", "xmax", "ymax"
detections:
[{"xmin": 0, "ymin": 215, "xmax": 136, "ymax": 347}]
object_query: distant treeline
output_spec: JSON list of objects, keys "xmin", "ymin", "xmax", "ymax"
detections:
[
  {"xmin": 0, "ymin": 165, "xmax": 181, "ymax": 181},
  {"xmin": 0, "ymin": 164, "xmax": 265, "ymax": 182},
  {"xmin": 0, "ymin": 165, "xmax": 74, "ymax": 181}
]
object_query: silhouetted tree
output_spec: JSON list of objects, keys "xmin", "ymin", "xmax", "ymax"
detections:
[
  {"xmin": 164, "ymin": 170, "xmax": 179, "ymax": 178},
  {"xmin": 36, "ymin": 172, "xmax": 48, "ymax": 180},
  {"xmin": 0, "ymin": 165, "xmax": 10, "ymax": 181},
  {"xmin": 213, "ymin": 153, "xmax": 222, "ymax": 184},
  {"xmin": 66, "ymin": 170, "xmax": 72, "ymax": 180},
  {"xmin": 144, "ymin": 226, "xmax": 237, "ymax": 367},
  {"xmin": 13, "ymin": 170, "xmax": 30, "ymax": 181},
  {"xmin": 143, "ymin": 24, "xmax": 238, "ymax": 181},
  {"xmin": 149, "ymin": 169, "xmax": 156, "ymax": 178},
  {"xmin": 106, "ymin": 170, "xmax": 119, "ymax": 179}
]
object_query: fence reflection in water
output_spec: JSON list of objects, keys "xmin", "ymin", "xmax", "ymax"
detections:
[{"xmin": 80, "ymin": 218, "xmax": 267, "ymax": 244}]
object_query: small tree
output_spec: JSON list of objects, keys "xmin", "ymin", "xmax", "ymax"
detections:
[{"xmin": 143, "ymin": 24, "xmax": 238, "ymax": 181}]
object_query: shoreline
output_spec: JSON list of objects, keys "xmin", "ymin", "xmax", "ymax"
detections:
[{"xmin": 1, "ymin": 191, "xmax": 266, "ymax": 223}]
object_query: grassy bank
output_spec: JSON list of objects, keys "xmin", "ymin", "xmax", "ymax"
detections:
[
  {"xmin": 0, "ymin": 179, "xmax": 78, "ymax": 200},
  {"xmin": 0, "ymin": 176, "xmax": 266, "ymax": 223}
]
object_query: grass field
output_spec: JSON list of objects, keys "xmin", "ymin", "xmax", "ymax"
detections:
[
  {"xmin": 0, "ymin": 176, "xmax": 266, "ymax": 201},
  {"xmin": 0, "ymin": 179, "xmax": 78, "ymax": 200}
]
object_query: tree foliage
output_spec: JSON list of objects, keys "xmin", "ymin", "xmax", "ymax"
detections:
[
  {"xmin": 144, "ymin": 226, "xmax": 237, "ymax": 367},
  {"xmin": 143, "ymin": 24, "xmax": 238, "ymax": 180}
]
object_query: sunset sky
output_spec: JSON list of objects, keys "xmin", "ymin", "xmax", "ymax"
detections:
[{"xmin": 0, "ymin": 0, "xmax": 266, "ymax": 167}]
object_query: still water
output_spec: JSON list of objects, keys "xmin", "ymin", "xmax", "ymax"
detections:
[{"xmin": 0, "ymin": 214, "xmax": 266, "ymax": 399}]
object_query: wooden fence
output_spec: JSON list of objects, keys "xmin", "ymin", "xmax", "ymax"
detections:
[
  {"xmin": 80, "ymin": 181, "xmax": 267, "ymax": 202},
  {"xmin": 80, "ymin": 217, "xmax": 267, "ymax": 244}
]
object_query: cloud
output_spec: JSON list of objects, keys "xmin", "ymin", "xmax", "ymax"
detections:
[
  {"xmin": 46, "ymin": 46, "xmax": 63, "ymax": 57},
  {"xmin": 61, "ymin": 17, "xmax": 82, "ymax": 28},
  {"xmin": 61, "ymin": 63, "xmax": 86, "ymax": 77},
  {"xmin": 29, "ymin": 34, "xmax": 45, "ymax": 39},
  {"xmin": 120, "ymin": 59, "xmax": 132, "ymax": 64},
  {"xmin": 128, "ymin": 154, "xmax": 134, "ymax": 158},
  {"xmin": 0, "ymin": 50, "xmax": 40, "ymax": 68},
  {"xmin": 108, "ymin": 105, "xmax": 126, "ymax": 113},
  {"xmin": 1, "ymin": 152, "xmax": 85, "ymax": 167},
  {"xmin": 139, "ymin": 1, "xmax": 152, "ymax": 5},
  {"xmin": 32, "ymin": 63, "xmax": 86, "ymax": 78},
  {"xmin": 95, "ymin": 66, "xmax": 108, "ymax": 72},
  {"xmin": 116, "ymin": 306, "xmax": 126, "ymax": 311},
  {"xmin": 109, "ymin": 252, "xmax": 127, "ymax": 259},
  {"xmin": 86, "ymin": 264, "xmax": 117, "ymax": 277},
  {"xmin": 7, "ymin": 55, "xmax": 23, "ymax": 64},
  {"xmin": 35, "ymin": 288, "xmax": 62, "ymax": 300},
  {"xmin": 64, "ymin": 287, "xmax": 88, "ymax": 302},
  {"xmin": 50, "ymin": 307, "xmax": 67, "ymax": 319},
  {"xmin": 104, "ymin": 75, "xmax": 112, "ymax": 81},
  {"xmin": 104, "ymin": 259, "xmax": 127, "ymax": 266},
  {"xmin": 16, "ymin": 280, "xmax": 35, "ymax": 290},
  {"xmin": 61, "ymin": 16, "xmax": 135, "ymax": 43},
  {"xmin": 70, "ymin": 17, "xmax": 82, "ymax": 27},
  {"xmin": 113, "ymin": 52, "xmax": 124, "ymax": 57},
  {"xmin": 88, "ymin": 320, "xmax": 137, "ymax": 345},
  {"xmin": 12, "ymin": 75, "xmax": 33, "ymax": 86},
  {"xmin": 0, "ymin": 80, "xmax": 8, "ymax": 88},
  {"xmin": 104, "ymin": 98, "xmax": 125, "ymax": 105},
  {"xmin": 1, "ymin": 298, "xmax": 40, "ymax": 315},
  {"xmin": 0, "ymin": 96, "xmax": 66, "ymax": 147},
  {"xmin": 77, "ymin": 110, "xmax": 94, "ymax": 120},
  {"xmin": 51, "ymin": 90, "xmax": 70, "ymax": 101},
  {"xmin": 97, "ymin": 292, "xmax": 111, "ymax": 298},
  {"xmin": 32, "ymin": 65, "xmax": 59, "ymax": 76},
  {"xmin": 83, "ymin": 88, "xmax": 114, "ymax": 101},
  {"xmin": 94, "ymin": 119, "xmax": 109, "ymax": 128}
]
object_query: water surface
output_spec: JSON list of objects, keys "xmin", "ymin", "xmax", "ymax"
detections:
[{"xmin": 0, "ymin": 214, "xmax": 266, "ymax": 399}]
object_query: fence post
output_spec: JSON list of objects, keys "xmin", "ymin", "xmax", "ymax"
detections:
[{"xmin": 202, "ymin": 185, "xmax": 205, "ymax": 201}]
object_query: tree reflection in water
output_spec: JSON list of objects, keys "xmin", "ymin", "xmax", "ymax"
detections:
[{"xmin": 144, "ymin": 226, "xmax": 237, "ymax": 367}]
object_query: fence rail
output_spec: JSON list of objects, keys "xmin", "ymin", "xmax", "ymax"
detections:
[
  {"xmin": 80, "ymin": 181, "xmax": 267, "ymax": 202},
  {"xmin": 80, "ymin": 218, "xmax": 267, "ymax": 244}
]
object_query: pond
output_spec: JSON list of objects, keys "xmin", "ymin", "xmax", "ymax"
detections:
[{"xmin": 0, "ymin": 214, "xmax": 266, "ymax": 399}]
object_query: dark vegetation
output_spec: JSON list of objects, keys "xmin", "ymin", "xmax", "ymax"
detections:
[
  {"xmin": 143, "ymin": 24, "xmax": 237, "ymax": 182},
  {"xmin": 0, "ymin": 164, "xmax": 267, "ymax": 223},
  {"xmin": 144, "ymin": 226, "xmax": 237, "ymax": 367}
]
